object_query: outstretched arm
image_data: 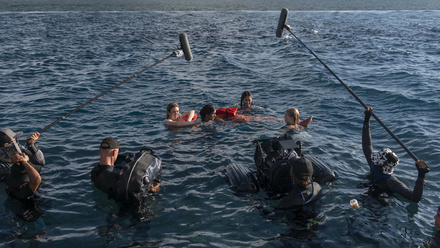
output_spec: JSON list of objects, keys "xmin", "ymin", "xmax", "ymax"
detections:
[{"xmin": 298, "ymin": 115, "xmax": 313, "ymax": 127}]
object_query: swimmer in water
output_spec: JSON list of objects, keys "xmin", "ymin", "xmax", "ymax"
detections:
[
  {"xmin": 240, "ymin": 91, "xmax": 262, "ymax": 112},
  {"xmin": 199, "ymin": 104, "xmax": 221, "ymax": 122},
  {"xmin": 163, "ymin": 103, "xmax": 199, "ymax": 128},
  {"xmin": 284, "ymin": 107, "xmax": 313, "ymax": 130}
]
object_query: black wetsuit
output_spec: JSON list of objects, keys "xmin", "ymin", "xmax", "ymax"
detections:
[
  {"xmin": 3, "ymin": 143, "xmax": 45, "ymax": 200},
  {"xmin": 430, "ymin": 230, "xmax": 440, "ymax": 248},
  {"xmin": 277, "ymin": 182, "xmax": 322, "ymax": 210},
  {"xmin": 91, "ymin": 163, "xmax": 120, "ymax": 199},
  {"xmin": 362, "ymin": 113, "xmax": 424, "ymax": 203},
  {"xmin": 0, "ymin": 143, "xmax": 45, "ymax": 181}
]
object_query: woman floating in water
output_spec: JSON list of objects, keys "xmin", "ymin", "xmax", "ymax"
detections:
[
  {"xmin": 163, "ymin": 103, "xmax": 200, "ymax": 128},
  {"xmin": 239, "ymin": 91, "xmax": 262, "ymax": 112},
  {"xmin": 284, "ymin": 107, "xmax": 313, "ymax": 130}
]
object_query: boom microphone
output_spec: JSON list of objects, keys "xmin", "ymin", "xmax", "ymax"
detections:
[
  {"xmin": 179, "ymin": 33, "xmax": 193, "ymax": 61},
  {"xmin": 276, "ymin": 8, "xmax": 289, "ymax": 38}
]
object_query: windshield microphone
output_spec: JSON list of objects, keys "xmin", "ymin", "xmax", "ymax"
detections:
[
  {"xmin": 179, "ymin": 33, "xmax": 193, "ymax": 61},
  {"xmin": 276, "ymin": 8, "xmax": 289, "ymax": 38}
]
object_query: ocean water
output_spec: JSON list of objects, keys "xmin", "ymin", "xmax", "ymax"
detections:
[{"xmin": 0, "ymin": 7, "xmax": 440, "ymax": 248}]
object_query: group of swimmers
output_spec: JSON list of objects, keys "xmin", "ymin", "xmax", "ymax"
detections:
[
  {"xmin": 163, "ymin": 91, "xmax": 313, "ymax": 129},
  {"xmin": 0, "ymin": 90, "xmax": 438, "ymax": 242}
]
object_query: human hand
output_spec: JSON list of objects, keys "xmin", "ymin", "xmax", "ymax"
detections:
[
  {"xmin": 364, "ymin": 106, "xmax": 373, "ymax": 122},
  {"xmin": 416, "ymin": 160, "xmax": 430, "ymax": 175},
  {"xmin": 27, "ymin": 132, "xmax": 40, "ymax": 144},
  {"xmin": 148, "ymin": 183, "xmax": 160, "ymax": 193},
  {"xmin": 364, "ymin": 106, "xmax": 373, "ymax": 116},
  {"xmin": 12, "ymin": 153, "xmax": 29, "ymax": 164}
]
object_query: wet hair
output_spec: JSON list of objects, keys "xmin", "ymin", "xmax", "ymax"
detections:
[
  {"xmin": 200, "ymin": 104, "xmax": 215, "ymax": 122},
  {"xmin": 166, "ymin": 103, "xmax": 179, "ymax": 119},
  {"xmin": 240, "ymin": 91, "xmax": 253, "ymax": 109},
  {"xmin": 285, "ymin": 107, "xmax": 300, "ymax": 127}
]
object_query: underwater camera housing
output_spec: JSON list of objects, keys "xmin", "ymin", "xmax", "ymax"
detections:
[
  {"xmin": 226, "ymin": 134, "xmax": 335, "ymax": 195},
  {"xmin": 253, "ymin": 134, "xmax": 302, "ymax": 195}
]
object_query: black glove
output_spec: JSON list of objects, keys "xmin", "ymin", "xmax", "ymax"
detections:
[
  {"xmin": 416, "ymin": 160, "xmax": 430, "ymax": 178},
  {"xmin": 364, "ymin": 108, "xmax": 372, "ymax": 123}
]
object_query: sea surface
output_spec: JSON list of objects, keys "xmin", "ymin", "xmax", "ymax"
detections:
[{"xmin": 1, "ymin": 4, "xmax": 440, "ymax": 248}]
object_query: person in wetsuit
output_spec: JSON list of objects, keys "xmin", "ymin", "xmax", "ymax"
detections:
[
  {"xmin": 362, "ymin": 106, "xmax": 429, "ymax": 203},
  {"xmin": 0, "ymin": 129, "xmax": 45, "ymax": 182},
  {"xmin": 277, "ymin": 156, "xmax": 322, "ymax": 210},
  {"xmin": 424, "ymin": 205, "xmax": 440, "ymax": 248},
  {"xmin": 0, "ymin": 128, "xmax": 45, "ymax": 200},
  {"xmin": 91, "ymin": 137, "xmax": 160, "ymax": 199},
  {"xmin": 90, "ymin": 137, "xmax": 121, "ymax": 198}
]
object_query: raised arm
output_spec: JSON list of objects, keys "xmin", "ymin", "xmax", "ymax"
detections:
[
  {"xmin": 12, "ymin": 153, "xmax": 41, "ymax": 193},
  {"xmin": 362, "ymin": 107, "xmax": 373, "ymax": 167},
  {"xmin": 298, "ymin": 115, "xmax": 313, "ymax": 127},
  {"xmin": 25, "ymin": 132, "xmax": 45, "ymax": 168}
]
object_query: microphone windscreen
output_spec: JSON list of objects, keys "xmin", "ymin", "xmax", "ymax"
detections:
[
  {"xmin": 276, "ymin": 8, "xmax": 289, "ymax": 38},
  {"xmin": 179, "ymin": 33, "xmax": 193, "ymax": 61}
]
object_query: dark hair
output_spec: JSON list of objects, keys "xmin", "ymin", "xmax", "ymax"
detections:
[
  {"xmin": 200, "ymin": 104, "xmax": 215, "ymax": 122},
  {"xmin": 0, "ymin": 132, "xmax": 10, "ymax": 147},
  {"xmin": 240, "ymin": 91, "xmax": 253, "ymax": 109}
]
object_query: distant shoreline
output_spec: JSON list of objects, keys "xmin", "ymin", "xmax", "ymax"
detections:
[{"xmin": 1, "ymin": 0, "xmax": 440, "ymax": 12}]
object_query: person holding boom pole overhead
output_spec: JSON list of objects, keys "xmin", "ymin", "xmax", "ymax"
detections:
[
  {"xmin": 362, "ymin": 106, "xmax": 429, "ymax": 203},
  {"xmin": 275, "ymin": 8, "xmax": 430, "ymax": 202}
]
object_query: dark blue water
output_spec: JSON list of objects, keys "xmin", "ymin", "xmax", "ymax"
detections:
[{"xmin": 1, "ymin": 9, "xmax": 439, "ymax": 247}]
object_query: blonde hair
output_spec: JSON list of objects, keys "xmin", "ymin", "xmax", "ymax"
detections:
[
  {"xmin": 285, "ymin": 107, "xmax": 300, "ymax": 127},
  {"xmin": 166, "ymin": 103, "xmax": 179, "ymax": 119}
]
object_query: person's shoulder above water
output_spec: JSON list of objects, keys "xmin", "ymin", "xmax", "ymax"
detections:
[
  {"xmin": 163, "ymin": 102, "xmax": 200, "ymax": 128},
  {"xmin": 1, "ymin": 128, "xmax": 44, "ymax": 200},
  {"xmin": 284, "ymin": 107, "xmax": 313, "ymax": 130},
  {"xmin": 239, "ymin": 91, "xmax": 265, "ymax": 112},
  {"xmin": 277, "ymin": 156, "xmax": 322, "ymax": 210},
  {"xmin": 91, "ymin": 137, "xmax": 162, "ymax": 204}
]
